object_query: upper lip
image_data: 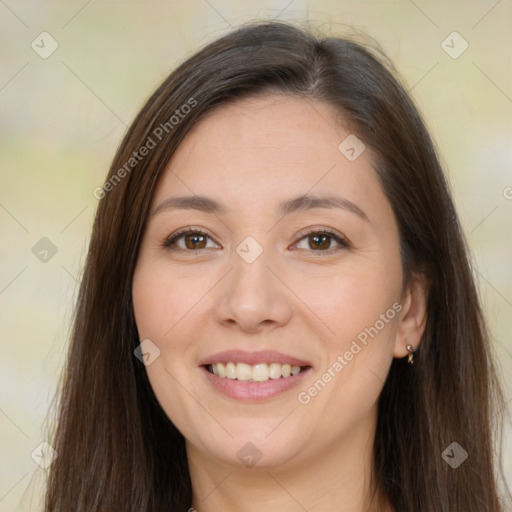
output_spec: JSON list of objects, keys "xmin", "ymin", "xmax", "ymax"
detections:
[{"xmin": 199, "ymin": 350, "xmax": 312, "ymax": 367}]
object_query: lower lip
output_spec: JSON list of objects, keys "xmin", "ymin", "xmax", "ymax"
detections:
[{"xmin": 201, "ymin": 366, "xmax": 312, "ymax": 402}]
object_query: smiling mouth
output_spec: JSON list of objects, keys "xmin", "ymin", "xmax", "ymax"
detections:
[{"xmin": 205, "ymin": 362, "xmax": 310, "ymax": 382}]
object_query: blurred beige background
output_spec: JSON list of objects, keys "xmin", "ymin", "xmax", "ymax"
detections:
[{"xmin": 1, "ymin": 1, "xmax": 511, "ymax": 510}]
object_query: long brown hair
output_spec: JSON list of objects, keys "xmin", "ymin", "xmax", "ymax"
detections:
[{"xmin": 45, "ymin": 21, "xmax": 509, "ymax": 511}]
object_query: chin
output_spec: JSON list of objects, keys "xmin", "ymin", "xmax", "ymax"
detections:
[{"xmin": 189, "ymin": 423, "xmax": 309, "ymax": 470}]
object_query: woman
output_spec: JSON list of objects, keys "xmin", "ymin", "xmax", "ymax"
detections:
[{"xmin": 44, "ymin": 21, "xmax": 510, "ymax": 511}]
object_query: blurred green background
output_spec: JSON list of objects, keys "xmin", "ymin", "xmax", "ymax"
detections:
[{"xmin": 1, "ymin": 1, "xmax": 511, "ymax": 510}]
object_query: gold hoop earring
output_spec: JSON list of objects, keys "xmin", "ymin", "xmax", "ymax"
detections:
[{"xmin": 406, "ymin": 344, "xmax": 414, "ymax": 365}]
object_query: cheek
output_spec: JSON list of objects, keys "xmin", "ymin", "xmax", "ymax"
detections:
[
  {"xmin": 293, "ymin": 251, "xmax": 402, "ymax": 413},
  {"xmin": 132, "ymin": 262, "xmax": 204, "ymax": 341},
  {"xmin": 297, "ymin": 299, "xmax": 399, "ymax": 440},
  {"xmin": 132, "ymin": 264, "xmax": 204, "ymax": 432},
  {"xmin": 295, "ymin": 258, "xmax": 402, "ymax": 350},
  {"xmin": 132, "ymin": 260, "xmax": 214, "ymax": 386}
]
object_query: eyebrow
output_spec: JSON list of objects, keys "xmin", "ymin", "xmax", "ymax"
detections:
[
  {"xmin": 152, "ymin": 195, "xmax": 228, "ymax": 216},
  {"xmin": 151, "ymin": 193, "xmax": 369, "ymax": 221}
]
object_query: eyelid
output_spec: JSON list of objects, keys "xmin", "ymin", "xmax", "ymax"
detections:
[
  {"xmin": 290, "ymin": 227, "xmax": 350, "ymax": 252},
  {"xmin": 294, "ymin": 226, "xmax": 349, "ymax": 243},
  {"xmin": 162, "ymin": 226, "xmax": 221, "ymax": 250}
]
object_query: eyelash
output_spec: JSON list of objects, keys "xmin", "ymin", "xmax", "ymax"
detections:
[{"xmin": 161, "ymin": 227, "xmax": 350, "ymax": 255}]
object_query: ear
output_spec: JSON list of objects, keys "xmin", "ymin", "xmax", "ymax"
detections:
[{"xmin": 394, "ymin": 274, "xmax": 429, "ymax": 359}]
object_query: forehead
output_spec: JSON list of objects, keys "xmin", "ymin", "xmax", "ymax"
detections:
[
  {"xmin": 152, "ymin": 94, "xmax": 388, "ymax": 222},
  {"xmin": 170, "ymin": 94, "xmax": 346, "ymax": 176}
]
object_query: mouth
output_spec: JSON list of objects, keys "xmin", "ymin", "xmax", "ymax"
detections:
[
  {"xmin": 199, "ymin": 350, "xmax": 313, "ymax": 402},
  {"xmin": 205, "ymin": 362, "xmax": 310, "ymax": 382}
]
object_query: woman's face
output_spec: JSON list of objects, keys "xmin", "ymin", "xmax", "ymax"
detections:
[{"xmin": 132, "ymin": 94, "xmax": 412, "ymax": 471}]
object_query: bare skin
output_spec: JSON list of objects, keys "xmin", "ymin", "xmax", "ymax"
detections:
[{"xmin": 132, "ymin": 94, "xmax": 427, "ymax": 512}]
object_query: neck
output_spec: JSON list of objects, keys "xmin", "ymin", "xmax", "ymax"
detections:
[{"xmin": 186, "ymin": 407, "xmax": 392, "ymax": 512}]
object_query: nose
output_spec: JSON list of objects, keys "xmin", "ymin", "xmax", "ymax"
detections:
[{"xmin": 214, "ymin": 252, "xmax": 293, "ymax": 333}]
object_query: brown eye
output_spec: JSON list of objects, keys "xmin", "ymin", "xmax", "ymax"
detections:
[
  {"xmin": 308, "ymin": 234, "xmax": 332, "ymax": 250},
  {"xmin": 163, "ymin": 230, "xmax": 219, "ymax": 251},
  {"xmin": 184, "ymin": 233, "xmax": 207, "ymax": 250},
  {"xmin": 293, "ymin": 229, "xmax": 349, "ymax": 253}
]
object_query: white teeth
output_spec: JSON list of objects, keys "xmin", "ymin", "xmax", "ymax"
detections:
[
  {"xmin": 281, "ymin": 363, "xmax": 291, "ymax": 378},
  {"xmin": 252, "ymin": 363, "xmax": 269, "ymax": 382},
  {"xmin": 209, "ymin": 362, "xmax": 304, "ymax": 382},
  {"xmin": 226, "ymin": 362, "xmax": 236, "ymax": 379},
  {"xmin": 236, "ymin": 363, "xmax": 252, "ymax": 381},
  {"xmin": 269, "ymin": 363, "xmax": 282, "ymax": 379}
]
